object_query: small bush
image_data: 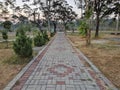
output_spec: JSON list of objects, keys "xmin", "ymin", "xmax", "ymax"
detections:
[
  {"xmin": 34, "ymin": 32, "xmax": 46, "ymax": 46},
  {"xmin": 13, "ymin": 27, "xmax": 33, "ymax": 57}
]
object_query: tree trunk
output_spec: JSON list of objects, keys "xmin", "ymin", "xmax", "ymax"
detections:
[
  {"xmin": 33, "ymin": 11, "xmax": 36, "ymax": 23},
  {"xmin": 38, "ymin": 13, "xmax": 40, "ymax": 20},
  {"xmin": 72, "ymin": 29, "xmax": 75, "ymax": 33},
  {"xmin": 86, "ymin": 29, "xmax": 91, "ymax": 46},
  {"xmin": 63, "ymin": 22, "xmax": 67, "ymax": 35},
  {"xmin": 116, "ymin": 14, "xmax": 119, "ymax": 34},
  {"xmin": 53, "ymin": 22, "xmax": 57, "ymax": 33},
  {"xmin": 95, "ymin": 13, "xmax": 100, "ymax": 38}
]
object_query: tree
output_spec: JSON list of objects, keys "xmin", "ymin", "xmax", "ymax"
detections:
[
  {"xmin": 2, "ymin": 21, "xmax": 12, "ymax": 47},
  {"xmin": 103, "ymin": 0, "xmax": 120, "ymax": 32},
  {"xmin": 74, "ymin": 0, "xmax": 93, "ymax": 45},
  {"xmin": 2, "ymin": 21, "xmax": 12, "ymax": 31},
  {"xmin": 92, "ymin": 0, "xmax": 116, "ymax": 37},
  {"xmin": 74, "ymin": 0, "xmax": 117, "ymax": 38},
  {"xmin": 49, "ymin": 0, "xmax": 77, "ymax": 34},
  {"xmin": 5, "ymin": 0, "xmax": 16, "ymax": 15}
]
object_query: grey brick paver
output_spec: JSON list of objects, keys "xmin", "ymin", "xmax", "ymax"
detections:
[
  {"xmin": 41, "ymin": 85, "xmax": 47, "ymax": 90},
  {"xmin": 5, "ymin": 32, "xmax": 117, "ymax": 90},
  {"xmin": 56, "ymin": 85, "xmax": 61, "ymax": 90},
  {"xmin": 46, "ymin": 87, "xmax": 56, "ymax": 90}
]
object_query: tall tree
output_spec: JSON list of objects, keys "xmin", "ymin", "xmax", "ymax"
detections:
[
  {"xmin": 103, "ymin": 0, "xmax": 120, "ymax": 32},
  {"xmin": 50, "ymin": 0, "xmax": 77, "ymax": 33},
  {"xmin": 74, "ymin": 0, "xmax": 117, "ymax": 38},
  {"xmin": 93, "ymin": 0, "xmax": 114, "ymax": 37}
]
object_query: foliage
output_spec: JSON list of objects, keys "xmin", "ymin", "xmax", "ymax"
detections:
[
  {"xmin": 42, "ymin": 31, "xmax": 49, "ymax": 42},
  {"xmin": 93, "ymin": 0, "xmax": 119, "ymax": 37},
  {"xmin": 2, "ymin": 30, "xmax": 8, "ymax": 41},
  {"xmin": 16, "ymin": 25, "xmax": 25, "ymax": 36},
  {"xmin": 24, "ymin": 24, "xmax": 32, "ymax": 32},
  {"xmin": 1, "ymin": 30, "xmax": 8, "ymax": 48},
  {"xmin": 13, "ymin": 26, "xmax": 33, "ymax": 57},
  {"xmin": 85, "ymin": 9, "xmax": 92, "ymax": 19},
  {"xmin": 16, "ymin": 24, "xmax": 32, "ymax": 36},
  {"xmin": 2, "ymin": 21, "xmax": 12, "ymax": 31},
  {"xmin": 78, "ymin": 21, "xmax": 88, "ymax": 36},
  {"xmin": 12, "ymin": 15, "xmax": 19, "ymax": 19},
  {"xmin": 34, "ymin": 32, "xmax": 46, "ymax": 47},
  {"xmin": 19, "ymin": 15, "xmax": 28, "ymax": 23}
]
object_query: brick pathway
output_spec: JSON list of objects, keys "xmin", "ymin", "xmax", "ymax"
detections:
[{"xmin": 6, "ymin": 32, "xmax": 117, "ymax": 90}]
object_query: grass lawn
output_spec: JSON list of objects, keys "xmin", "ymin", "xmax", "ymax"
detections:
[{"xmin": 67, "ymin": 31, "xmax": 120, "ymax": 88}]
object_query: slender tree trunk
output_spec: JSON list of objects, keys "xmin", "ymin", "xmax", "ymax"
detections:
[
  {"xmin": 95, "ymin": 13, "xmax": 100, "ymax": 38},
  {"xmin": 46, "ymin": 0, "xmax": 51, "ymax": 32},
  {"xmin": 53, "ymin": 22, "xmax": 57, "ymax": 33},
  {"xmin": 116, "ymin": 14, "xmax": 119, "ymax": 34},
  {"xmin": 63, "ymin": 22, "xmax": 67, "ymax": 35},
  {"xmin": 72, "ymin": 29, "xmax": 74, "ymax": 33},
  {"xmin": 33, "ymin": 11, "xmax": 36, "ymax": 23},
  {"xmin": 38, "ymin": 13, "xmax": 40, "ymax": 20},
  {"xmin": 37, "ymin": 13, "xmax": 42, "ymax": 33},
  {"xmin": 86, "ymin": 29, "xmax": 91, "ymax": 46}
]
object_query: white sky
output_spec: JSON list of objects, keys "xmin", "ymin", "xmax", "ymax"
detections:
[{"xmin": 0, "ymin": 0, "xmax": 81, "ymax": 17}]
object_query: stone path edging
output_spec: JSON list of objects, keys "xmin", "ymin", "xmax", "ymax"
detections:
[
  {"xmin": 66, "ymin": 35, "xmax": 118, "ymax": 90},
  {"xmin": 4, "ymin": 36, "xmax": 56, "ymax": 90}
]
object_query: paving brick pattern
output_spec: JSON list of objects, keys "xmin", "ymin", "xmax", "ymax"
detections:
[{"xmin": 11, "ymin": 32, "xmax": 116, "ymax": 90}]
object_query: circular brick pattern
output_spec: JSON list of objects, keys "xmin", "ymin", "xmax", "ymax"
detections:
[{"xmin": 48, "ymin": 64, "xmax": 74, "ymax": 77}]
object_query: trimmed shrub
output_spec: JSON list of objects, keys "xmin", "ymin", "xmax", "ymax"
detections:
[
  {"xmin": 34, "ymin": 32, "xmax": 46, "ymax": 46},
  {"xmin": 13, "ymin": 27, "xmax": 33, "ymax": 57}
]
